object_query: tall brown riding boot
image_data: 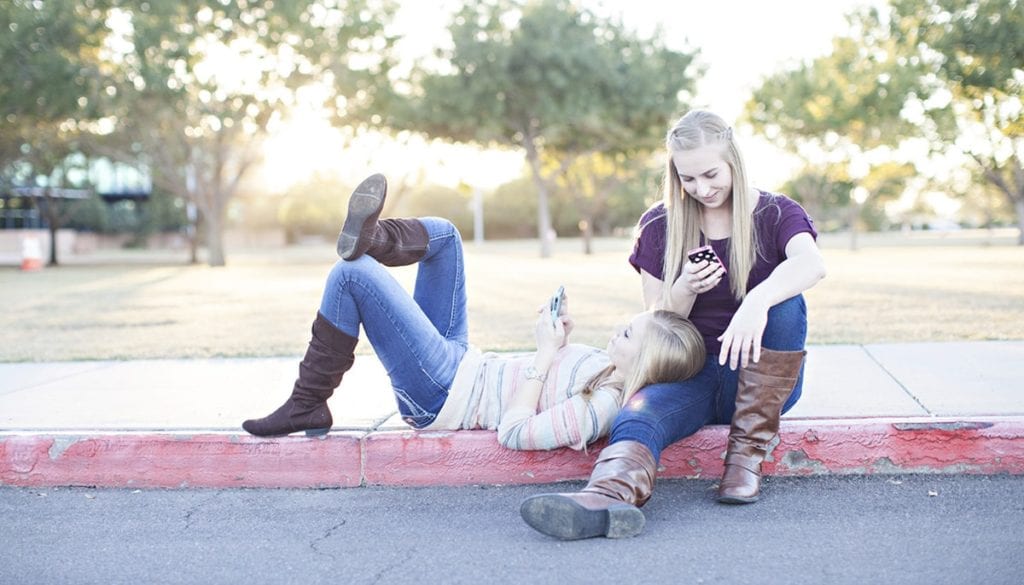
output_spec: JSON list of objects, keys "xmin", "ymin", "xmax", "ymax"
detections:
[
  {"xmin": 337, "ymin": 174, "xmax": 429, "ymax": 266},
  {"xmin": 717, "ymin": 348, "xmax": 806, "ymax": 504},
  {"xmin": 519, "ymin": 441, "xmax": 657, "ymax": 540},
  {"xmin": 242, "ymin": 313, "xmax": 358, "ymax": 437}
]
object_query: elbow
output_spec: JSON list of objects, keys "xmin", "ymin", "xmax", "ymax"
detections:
[
  {"xmin": 814, "ymin": 254, "xmax": 827, "ymax": 283},
  {"xmin": 812, "ymin": 259, "xmax": 827, "ymax": 284},
  {"xmin": 496, "ymin": 424, "xmax": 520, "ymax": 450}
]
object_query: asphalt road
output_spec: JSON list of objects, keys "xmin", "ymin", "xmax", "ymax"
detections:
[{"xmin": 2, "ymin": 474, "xmax": 1021, "ymax": 585}]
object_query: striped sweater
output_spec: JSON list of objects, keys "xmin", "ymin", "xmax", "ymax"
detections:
[{"xmin": 425, "ymin": 344, "xmax": 624, "ymax": 451}]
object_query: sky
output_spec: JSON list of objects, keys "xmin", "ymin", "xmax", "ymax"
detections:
[{"xmin": 259, "ymin": 0, "xmax": 885, "ymax": 193}]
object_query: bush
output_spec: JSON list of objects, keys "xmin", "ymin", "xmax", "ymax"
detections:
[
  {"xmin": 392, "ymin": 184, "xmax": 473, "ymax": 235},
  {"xmin": 277, "ymin": 176, "xmax": 348, "ymax": 242}
]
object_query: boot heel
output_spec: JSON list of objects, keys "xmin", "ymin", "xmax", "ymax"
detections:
[
  {"xmin": 604, "ymin": 504, "xmax": 645, "ymax": 538},
  {"xmin": 304, "ymin": 427, "xmax": 330, "ymax": 437}
]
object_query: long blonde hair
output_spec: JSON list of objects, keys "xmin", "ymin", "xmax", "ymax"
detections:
[
  {"xmin": 585, "ymin": 310, "xmax": 706, "ymax": 402},
  {"xmin": 662, "ymin": 109, "xmax": 760, "ymax": 302}
]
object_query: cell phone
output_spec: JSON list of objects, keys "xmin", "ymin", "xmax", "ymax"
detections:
[
  {"xmin": 687, "ymin": 245, "xmax": 726, "ymax": 273},
  {"xmin": 549, "ymin": 285, "xmax": 566, "ymax": 323}
]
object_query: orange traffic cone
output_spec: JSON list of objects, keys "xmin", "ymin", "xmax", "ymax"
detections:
[{"xmin": 20, "ymin": 236, "xmax": 44, "ymax": 271}]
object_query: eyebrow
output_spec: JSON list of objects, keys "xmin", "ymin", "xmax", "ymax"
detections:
[{"xmin": 678, "ymin": 167, "xmax": 719, "ymax": 179}]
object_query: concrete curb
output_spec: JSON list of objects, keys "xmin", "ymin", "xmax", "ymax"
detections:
[{"xmin": 3, "ymin": 417, "xmax": 1023, "ymax": 489}]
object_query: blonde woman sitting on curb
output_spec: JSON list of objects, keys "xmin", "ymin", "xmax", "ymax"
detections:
[{"xmin": 242, "ymin": 173, "xmax": 706, "ymax": 451}]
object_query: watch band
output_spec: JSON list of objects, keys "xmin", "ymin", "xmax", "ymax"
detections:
[{"xmin": 524, "ymin": 365, "xmax": 548, "ymax": 383}]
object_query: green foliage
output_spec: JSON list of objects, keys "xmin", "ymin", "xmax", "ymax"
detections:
[
  {"xmin": 746, "ymin": 9, "xmax": 922, "ymax": 152},
  {"xmin": 277, "ymin": 176, "xmax": 348, "ymax": 241},
  {"xmin": 883, "ymin": 0, "xmax": 1023, "ymax": 240},
  {"xmin": 0, "ymin": 1, "xmax": 106, "ymax": 219},
  {"xmin": 484, "ymin": 178, "xmax": 538, "ymax": 239},
  {"xmin": 0, "ymin": 0, "xmax": 107, "ymax": 125},
  {"xmin": 406, "ymin": 0, "xmax": 696, "ymax": 152},
  {"xmin": 396, "ymin": 0, "xmax": 698, "ymax": 252},
  {"xmin": 64, "ymin": 193, "xmax": 110, "ymax": 233},
  {"xmin": 1, "ymin": 0, "xmax": 400, "ymax": 264}
]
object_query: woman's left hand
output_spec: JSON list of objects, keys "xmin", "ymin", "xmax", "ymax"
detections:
[
  {"xmin": 717, "ymin": 295, "xmax": 769, "ymax": 370},
  {"xmin": 534, "ymin": 308, "xmax": 570, "ymax": 354}
]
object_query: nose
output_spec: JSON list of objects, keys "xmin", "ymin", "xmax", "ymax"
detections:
[{"xmin": 696, "ymin": 179, "xmax": 711, "ymax": 197}]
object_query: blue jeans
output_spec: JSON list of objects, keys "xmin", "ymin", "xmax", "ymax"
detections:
[
  {"xmin": 609, "ymin": 295, "xmax": 808, "ymax": 462},
  {"xmin": 318, "ymin": 217, "xmax": 468, "ymax": 428}
]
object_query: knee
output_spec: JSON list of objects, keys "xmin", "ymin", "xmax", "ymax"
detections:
[
  {"xmin": 419, "ymin": 217, "xmax": 462, "ymax": 243},
  {"xmin": 763, "ymin": 295, "xmax": 807, "ymax": 350},
  {"xmin": 326, "ymin": 256, "xmax": 376, "ymax": 286}
]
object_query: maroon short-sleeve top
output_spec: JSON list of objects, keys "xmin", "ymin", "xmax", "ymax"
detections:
[{"xmin": 628, "ymin": 191, "xmax": 818, "ymax": 354}]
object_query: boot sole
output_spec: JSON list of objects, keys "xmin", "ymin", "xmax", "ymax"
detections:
[
  {"xmin": 337, "ymin": 173, "xmax": 387, "ymax": 259},
  {"xmin": 520, "ymin": 494, "xmax": 645, "ymax": 540},
  {"xmin": 240, "ymin": 424, "xmax": 332, "ymax": 439},
  {"xmin": 717, "ymin": 493, "xmax": 760, "ymax": 505}
]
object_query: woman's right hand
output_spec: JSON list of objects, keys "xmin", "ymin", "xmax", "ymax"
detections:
[
  {"xmin": 534, "ymin": 307, "xmax": 569, "ymax": 355},
  {"xmin": 673, "ymin": 258, "xmax": 726, "ymax": 297}
]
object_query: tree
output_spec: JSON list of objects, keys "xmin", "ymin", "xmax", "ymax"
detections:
[
  {"xmin": 780, "ymin": 166, "xmax": 853, "ymax": 233},
  {"xmin": 553, "ymin": 151, "xmax": 649, "ymax": 254},
  {"xmin": 0, "ymin": 0, "xmax": 108, "ymax": 264},
  {"xmin": 395, "ymin": 0, "xmax": 697, "ymax": 256},
  {"xmin": 96, "ymin": 0, "xmax": 398, "ymax": 265},
  {"xmin": 746, "ymin": 8, "xmax": 923, "ymax": 246},
  {"xmin": 888, "ymin": 0, "xmax": 1024, "ymax": 244}
]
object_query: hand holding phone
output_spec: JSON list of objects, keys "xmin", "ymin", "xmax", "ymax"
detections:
[
  {"xmin": 549, "ymin": 285, "xmax": 566, "ymax": 323},
  {"xmin": 686, "ymin": 245, "xmax": 726, "ymax": 273}
]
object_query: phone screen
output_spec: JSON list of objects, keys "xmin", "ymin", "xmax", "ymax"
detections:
[{"xmin": 550, "ymin": 286, "xmax": 565, "ymax": 323}]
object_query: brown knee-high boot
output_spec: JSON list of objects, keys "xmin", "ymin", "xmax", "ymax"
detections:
[
  {"xmin": 519, "ymin": 441, "xmax": 657, "ymax": 540},
  {"xmin": 337, "ymin": 173, "xmax": 429, "ymax": 266},
  {"xmin": 242, "ymin": 313, "xmax": 358, "ymax": 437},
  {"xmin": 717, "ymin": 348, "xmax": 806, "ymax": 504}
]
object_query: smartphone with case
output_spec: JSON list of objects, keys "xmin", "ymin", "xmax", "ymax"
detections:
[
  {"xmin": 686, "ymin": 245, "xmax": 726, "ymax": 273},
  {"xmin": 549, "ymin": 285, "xmax": 566, "ymax": 323}
]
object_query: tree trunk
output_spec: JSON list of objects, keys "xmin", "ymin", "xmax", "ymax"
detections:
[
  {"xmin": 38, "ymin": 192, "xmax": 61, "ymax": 266},
  {"xmin": 580, "ymin": 216, "xmax": 594, "ymax": 255},
  {"xmin": 848, "ymin": 203, "xmax": 860, "ymax": 251},
  {"xmin": 1015, "ymin": 197, "xmax": 1024, "ymax": 246},
  {"xmin": 47, "ymin": 222, "xmax": 59, "ymax": 266},
  {"xmin": 522, "ymin": 133, "xmax": 553, "ymax": 258},
  {"xmin": 189, "ymin": 232, "xmax": 200, "ymax": 264},
  {"xmin": 205, "ymin": 207, "xmax": 226, "ymax": 267}
]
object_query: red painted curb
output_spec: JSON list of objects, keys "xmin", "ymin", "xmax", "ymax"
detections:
[
  {"xmin": 0, "ymin": 433, "xmax": 363, "ymax": 488},
  {"xmin": 361, "ymin": 430, "xmax": 597, "ymax": 486},
  {"xmin": 2, "ymin": 418, "xmax": 1022, "ymax": 488}
]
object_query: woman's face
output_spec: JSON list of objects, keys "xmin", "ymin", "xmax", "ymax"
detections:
[
  {"xmin": 607, "ymin": 312, "xmax": 653, "ymax": 376},
  {"xmin": 672, "ymin": 144, "xmax": 733, "ymax": 210}
]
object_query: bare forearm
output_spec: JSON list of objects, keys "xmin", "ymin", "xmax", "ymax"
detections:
[{"xmin": 746, "ymin": 252, "xmax": 825, "ymax": 309}]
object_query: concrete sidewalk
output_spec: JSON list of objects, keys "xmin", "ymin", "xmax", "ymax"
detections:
[{"xmin": 2, "ymin": 341, "xmax": 1023, "ymax": 488}]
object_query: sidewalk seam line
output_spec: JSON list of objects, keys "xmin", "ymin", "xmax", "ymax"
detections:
[{"xmin": 860, "ymin": 345, "xmax": 933, "ymax": 416}]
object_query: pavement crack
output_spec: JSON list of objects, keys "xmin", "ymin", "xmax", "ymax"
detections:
[
  {"xmin": 370, "ymin": 557, "xmax": 406, "ymax": 584},
  {"xmin": 182, "ymin": 491, "xmax": 222, "ymax": 531},
  {"xmin": 309, "ymin": 519, "xmax": 347, "ymax": 561}
]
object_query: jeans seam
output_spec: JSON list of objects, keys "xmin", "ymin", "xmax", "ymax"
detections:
[
  {"xmin": 425, "ymin": 223, "xmax": 464, "ymax": 341},
  {"xmin": 342, "ymin": 271, "xmax": 451, "ymax": 392}
]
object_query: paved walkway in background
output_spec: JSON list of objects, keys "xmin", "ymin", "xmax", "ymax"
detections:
[{"xmin": 2, "ymin": 341, "xmax": 1023, "ymax": 488}]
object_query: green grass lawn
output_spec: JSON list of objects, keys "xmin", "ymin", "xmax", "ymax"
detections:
[{"xmin": 1, "ymin": 230, "xmax": 1022, "ymax": 362}]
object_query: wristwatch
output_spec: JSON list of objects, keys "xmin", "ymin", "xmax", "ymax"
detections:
[{"xmin": 524, "ymin": 365, "xmax": 548, "ymax": 383}]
